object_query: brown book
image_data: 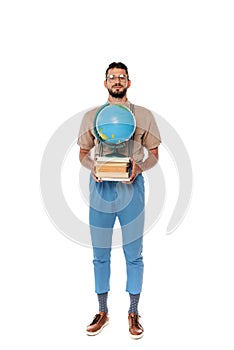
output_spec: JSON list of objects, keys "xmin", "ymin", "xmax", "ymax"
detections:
[{"xmin": 95, "ymin": 164, "xmax": 129, "ymax": 172}]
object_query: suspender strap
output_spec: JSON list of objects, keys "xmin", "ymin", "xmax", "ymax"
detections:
[
  {"xmin": 130, "ymin": 103, "xmax": 135, "ymax": 114},
  {"xmin": 128, "ymin": 103, "xmax": 135, "ymax": 157}
]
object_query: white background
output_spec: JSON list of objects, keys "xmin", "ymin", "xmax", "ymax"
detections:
[{"xmin": 1, "ymin": 0, "xmax": 234, "ymax": 349}]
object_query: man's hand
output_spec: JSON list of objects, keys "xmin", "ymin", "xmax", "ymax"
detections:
[
  {"xmin": 91, "ymin": 158, "xmax": 102, "ymax": 182},
  {"xmin": 126, "ymin": 159, "xmax": 143, "ymax": 184},
  {"xmin": 123, "ymin": 147, "xmax": 159, "ymax": 184},
  {"xmin": 79, "ymin": 148, "xmax": 102, "ymax": 182}
]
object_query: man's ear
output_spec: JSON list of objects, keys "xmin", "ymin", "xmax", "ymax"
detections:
[
  {"xmin": 127, "ymin": 79, "xmax": 131, "ymax": 88},
  {"xmin": 104, "ymin": 80, "xmax": 107, "ymax": 88}
]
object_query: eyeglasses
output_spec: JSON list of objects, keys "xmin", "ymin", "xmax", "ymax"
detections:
[{"xmin": 106, "ymin": 74, "xmax": 128, "ymax": 82}]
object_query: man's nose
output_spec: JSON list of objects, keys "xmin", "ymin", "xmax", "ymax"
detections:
[{"xmin": 114, "ymin": 76, "xmax": 122, "ymax": 82}]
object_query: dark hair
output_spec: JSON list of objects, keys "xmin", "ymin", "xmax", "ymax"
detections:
[{"xmin": 105, "ymin": 62, "xmax": 129, "ymax": 79}]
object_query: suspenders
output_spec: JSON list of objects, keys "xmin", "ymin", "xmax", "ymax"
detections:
[{"xmin": 128, "ymin": 103, "xmax": 135, "ymax": 158}]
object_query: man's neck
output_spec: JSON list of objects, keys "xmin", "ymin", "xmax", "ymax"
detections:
[{"xmin": 108, "ymin": 95, "xmax": 128, "ymax": 104}]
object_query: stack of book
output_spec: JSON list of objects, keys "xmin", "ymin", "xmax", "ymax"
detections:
[{"xmin": 95, "ymin": 156, "xmax": 131, "ymax": 181}]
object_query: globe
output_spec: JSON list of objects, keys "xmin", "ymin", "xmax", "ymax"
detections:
[{"xmin": 94, "ymin": 104, "xmax": 136, "ymax": 145}]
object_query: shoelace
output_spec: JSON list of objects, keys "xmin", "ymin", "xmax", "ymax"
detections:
[
  {"xmin": 90, "ymin": 314, "xmax": 101, "ymax": 326},
  {"xmin": 130, "ymin": 314, "xmax": 141, "ymax": 327}
]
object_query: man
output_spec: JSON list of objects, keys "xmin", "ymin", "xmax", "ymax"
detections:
[{"xmin": 78, "ymin": 62, "xmax": 161, "ymax": 339}]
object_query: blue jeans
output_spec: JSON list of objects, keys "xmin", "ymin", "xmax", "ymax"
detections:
[{"xmin": 89, "ymin": 174, "xmax": 145, "ymax": 294}]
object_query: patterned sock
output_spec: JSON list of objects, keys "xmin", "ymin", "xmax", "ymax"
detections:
[
  {"xmin": 128, "ymin": 293, "xmax": 140, "ymax": 314},
  {"xmin": 97, "ymin": 292, "xmax": 108, "ymax": 314}
]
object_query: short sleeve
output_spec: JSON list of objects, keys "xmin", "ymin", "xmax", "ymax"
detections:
[
  {"xmin": 142, "ymin": 111, "xmax": 161, "ymax": 149},
  {"xmin": 77, "ymin": 110, "xmax": 96, "ymax": 150}
]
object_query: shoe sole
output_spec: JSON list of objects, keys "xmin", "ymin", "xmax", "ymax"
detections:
[
  {"xmin": 129, "ymin": 332, "xmax": 144, "ymax": 340},
  {"xmin": 86, "ymin": 320, "xmax": 110, "ymax": 336}
]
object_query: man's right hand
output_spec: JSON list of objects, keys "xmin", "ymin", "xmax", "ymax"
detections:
[
  {"xmin": 79, "ymin": 148, "xmax": 102, "ymax": 182},
  {"xmin": 91, "ymin": 160, "xmax": 102, "ymax": 182}
]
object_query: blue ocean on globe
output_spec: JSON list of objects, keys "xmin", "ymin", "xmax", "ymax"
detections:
[{"xmin": 95, "ymin": 104, "xmax": 136, "ymax": 145}]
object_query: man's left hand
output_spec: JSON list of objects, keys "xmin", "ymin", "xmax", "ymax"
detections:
[{"xmin": 123, "ymin": 159, "xmax": 142, "ymax": 184}]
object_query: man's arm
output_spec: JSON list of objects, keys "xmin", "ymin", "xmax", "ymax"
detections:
[
  {"xmin": 79, "ymin": 148, "xmax": 93, "ymax": 170},
  {"xmin": 128, "ymin": 147, "xmax": 159, "ymax": 183},
  {"xmin": 79, "ymin": 148, "xmax": 102, "ymax": 182}
]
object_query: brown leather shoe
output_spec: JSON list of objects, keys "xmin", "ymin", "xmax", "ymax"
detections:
[
  {"xmin": 86, "ymin": 312, "xmax": 109, "ymax": 336},
  {"xmin": 128, "ymin": 312, "xmax": 144, "ymax": 339}
]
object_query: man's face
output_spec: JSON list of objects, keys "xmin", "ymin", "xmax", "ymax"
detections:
[{"xmin": 104, "ymin": 68, "xmax": 131, "ymax": 98}]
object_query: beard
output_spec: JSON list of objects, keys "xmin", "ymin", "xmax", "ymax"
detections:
[{"xmin": 108, "ymin": 86, "xmax": 128, "ymax": 98}]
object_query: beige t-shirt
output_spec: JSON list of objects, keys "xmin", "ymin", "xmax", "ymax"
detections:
[{"xmin": 77, "ymin": 101, "xmax": 161, "ymax": 163}]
